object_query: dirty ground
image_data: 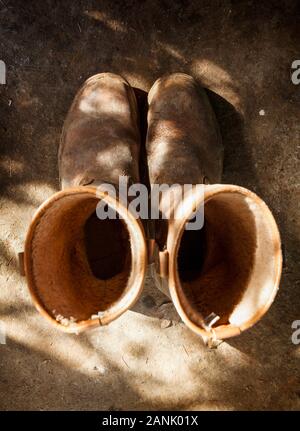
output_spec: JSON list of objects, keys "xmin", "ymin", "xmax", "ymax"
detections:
[{"xmin": 0, "ymin": 0, "xmax": 299, "ymax": 410}]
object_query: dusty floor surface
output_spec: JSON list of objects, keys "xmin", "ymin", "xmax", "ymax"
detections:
[{"xmin": 0, "ymin": 0, "xmax": 300, "ymax": 410}]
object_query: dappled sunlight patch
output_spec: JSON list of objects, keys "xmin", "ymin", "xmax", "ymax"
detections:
[
  {"xmin": 0, "ymin": 156, "xmax": 24, "ymax": 177},
  {"xmin": 156, "ymin": 41, "xmax": 185, "ymax": 62},
  {"xmin": 86, "ymin": 311, "xmax": 214, "ymax": 400},
  {"xmin": 191, "ymin": 59, "xmax": 243, "ymax": 113},
  {"xmin": 18, "ymin": 182, "xmax": 58, "ymax": 207},
  {"xmin": 84, "ymin": 10, "xmax": 127, "ymax": 33},
  {"xmin": 6, "ymin": 317, "xmax": 93, "ymax": 370}
]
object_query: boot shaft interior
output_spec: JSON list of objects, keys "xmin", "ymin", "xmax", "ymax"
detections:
[
  {"xmin": 26, "ymin": 192, "xmax": 138, "ymax": 327},
  {"xmin": 176, "ymin": 189, "xmax": 281, "ymax": 331}
]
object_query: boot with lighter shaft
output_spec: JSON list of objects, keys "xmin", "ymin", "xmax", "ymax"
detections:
[
  {"xmin": 146, "ymin": 73, "xmax": 282, "ymax": 344},
  {"xmin": 24, "ymin": 73, "xmax": 147, "ymax": 332}
]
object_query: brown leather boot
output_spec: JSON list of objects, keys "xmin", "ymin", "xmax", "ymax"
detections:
[
  {"xmin": 146, "ymin": 73, "xmax": 282, "ymax": 345},
  {"xmin": 24, "ymin": 73, "xmax": 147, "ymax": 332}
]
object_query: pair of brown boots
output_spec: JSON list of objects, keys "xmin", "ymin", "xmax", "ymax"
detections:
[{"xmin": 23, "ymin": 73, "xmax": 282, "ymax": 345}]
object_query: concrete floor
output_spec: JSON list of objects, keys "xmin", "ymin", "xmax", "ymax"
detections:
[{"xmin": 0, "ymin": 0, "xmax": 299, "ymax": 410}]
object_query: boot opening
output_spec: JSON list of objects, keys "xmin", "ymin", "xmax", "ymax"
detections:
[
  {"xmin": 28, "ymin": 192, "xmax": 134, "ymax": 325},
  {"xmin": 84, "ymin": 212, "xmax": 130, "ymax": 280},
  {"xmin": 177, "ymin": 190, "xmax": 281, "ymax": 328},
  {"xmin": 178, "ymin": 225, "xmax": 207, "ymax": 282}
]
